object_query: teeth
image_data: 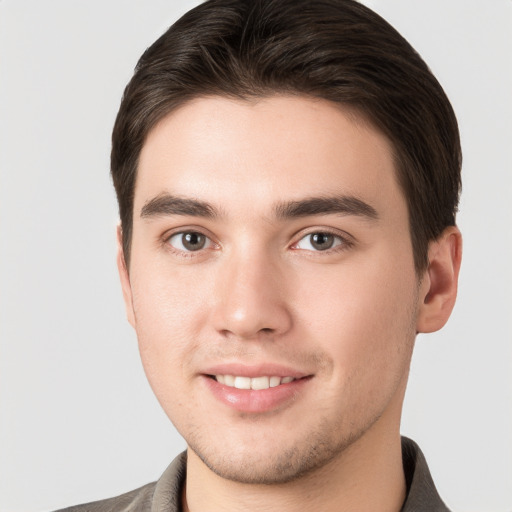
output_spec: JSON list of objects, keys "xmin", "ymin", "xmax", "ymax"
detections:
[
  {"xmin": 215, "ymin": 375, "xmax": 297, "ymax": 390},
  {"xmin": 251, "ymin": 376, "xmax": 269, "ymax": 390},
  {"xmin": 234, "ymin": 376, "xmax": 251, "ymax": 390},
  {"xmin": 269, "ymin": 376, "xmax": 281, "ymax": 387}
]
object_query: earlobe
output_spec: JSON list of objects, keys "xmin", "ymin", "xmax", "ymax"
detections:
[
  {"xmin": 116, "ymin": 225, "xmax": 136, "ymax": 328},
  {"xmin": 416, "ymin": 226, "xmax": 462, "ymax": 333}
]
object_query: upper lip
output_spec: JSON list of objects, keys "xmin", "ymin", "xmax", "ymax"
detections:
[{"xmin": 202, "ymin": 363, "xmax": 310, "ymax": 379}]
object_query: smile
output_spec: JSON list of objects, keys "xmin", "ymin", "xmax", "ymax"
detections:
[
  {"xmin": 214, "ymin": 375, "xmax": 296, "ymax": 390},
  {"xmin": 204, "ymin": 371, "xmax": 311, "ymax": 413}
]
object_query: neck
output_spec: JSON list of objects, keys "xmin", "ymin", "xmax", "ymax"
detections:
[{"xmin": 183, "ymin": 424, "xmax": 406, "ymax": 512}]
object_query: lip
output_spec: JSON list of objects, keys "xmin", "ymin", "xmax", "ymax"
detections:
[{"xmin": 201, "ymin": 363, "xmax": 312, "ymax": 413}]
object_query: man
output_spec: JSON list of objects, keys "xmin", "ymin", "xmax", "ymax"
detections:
[{"xmin": 60, "ymin": 0, "xmax": 462, "ymax": 510}]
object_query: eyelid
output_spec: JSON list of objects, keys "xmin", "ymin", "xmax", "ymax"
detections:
[
  {"xmin": 162, "ymin": 226, "xmax": 219, "ymax": 255},
  {"xmin": 160, "ymin": 225, "xmax": 354, "ymax": 255},
  {"xmin": 168, "ymin": 232, "xmax": 213, "ymax": 251},
  {"xmin": 290, "ymin": 227, "xmax": 354, "ymax": 252}
]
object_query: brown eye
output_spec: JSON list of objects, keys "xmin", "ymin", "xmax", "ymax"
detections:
[
  {"xmin": 295, "ymin": 231, "xmax": 344, "ymax": 252},
  {"xmin": 168, "ymin": 231, "xmax": 211, "ymax": 252},
  {"xmin": 310, "ymin": 233, "xmax": 334, "ymax": 250}
]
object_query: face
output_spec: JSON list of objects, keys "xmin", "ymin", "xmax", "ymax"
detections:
[{"xmin": 121, "ymin": 95, "xmax": 423, "ymax": 484}]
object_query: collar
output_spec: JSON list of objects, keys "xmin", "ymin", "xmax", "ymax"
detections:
[
  {"xmin": 400, "ymin": 436, "xmax": 450, "ymax": 511},
  {"xmin": 150, "ymin": 437, "xmax": 450, "ymax": 511}
]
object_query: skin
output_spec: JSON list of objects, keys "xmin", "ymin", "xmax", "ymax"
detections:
[{"xmin": 118, "ymin": 95, "xmax": 462, "ymax": 512}]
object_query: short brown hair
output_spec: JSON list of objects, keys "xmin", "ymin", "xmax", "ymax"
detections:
[{"xmin": 111, "ymin": 0, "xmax": 461, "ymax": 272}]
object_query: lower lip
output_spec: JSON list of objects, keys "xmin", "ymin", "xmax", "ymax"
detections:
[{"xmin": 202, "ymin": 376, "xmax": 311, "ymax": 413}]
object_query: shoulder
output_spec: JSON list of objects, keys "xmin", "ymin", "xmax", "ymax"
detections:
[
  {"xmin": 54, "ymin": 481, "xmax": 157, "ymax": 512},
  {"xmin": 53, "ymin": 452, "xmax": 187, "ymax": 512}
]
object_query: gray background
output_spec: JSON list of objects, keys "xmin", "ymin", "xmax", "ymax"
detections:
[{"xmin": 1, "ymin": 1, "xmax": 511, "ymax": 511}]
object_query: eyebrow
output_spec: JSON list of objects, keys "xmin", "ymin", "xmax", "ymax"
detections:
[
  {"xmin": 274, "ymin": 196, "xmax": 379, "ymax": 220},
  {"xmin": 140, "ymin": 193, "xmax": 378, "ymax": 221},
  {"xmin": 140, "ymin": 194, "xmax": 219, "ymax": 219}
]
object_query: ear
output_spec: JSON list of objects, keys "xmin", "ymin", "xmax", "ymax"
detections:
[
  {"xmin": 116, "ymin": 225, "xmax": 136, "ymax": 328},
  {"xmin": 416, "ymin": 226, "xmax": 462, "ymax": 333}
]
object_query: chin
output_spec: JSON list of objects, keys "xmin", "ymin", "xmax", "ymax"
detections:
[{"xmin": 186, "ymin": 417, "xmax": 367, "ymax": 485}]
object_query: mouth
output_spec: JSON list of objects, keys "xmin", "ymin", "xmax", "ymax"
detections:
[
  {"xmin": 211, "ymin": 374, "xmax": 297, "ymax": 390},
  {"xmin": 202, "ymin": 367, "xmax": 312, "ymax": 413}
]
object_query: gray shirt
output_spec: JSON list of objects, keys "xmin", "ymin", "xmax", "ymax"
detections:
[{"xmin": 56, "ymin": 437, "xmax": 450, "ymax": 511}]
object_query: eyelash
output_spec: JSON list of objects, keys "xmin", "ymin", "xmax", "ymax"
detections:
[
  {"xmin": 163, "ymin": 229, "xmax": 219, "ymax": 258},
  {"xmin": 162, "ymin": 228, "xmax": 353, "ymax": 257},
  {"xmin": 290, "ymin": 229, "xmax": 353, "ymax": 254}
]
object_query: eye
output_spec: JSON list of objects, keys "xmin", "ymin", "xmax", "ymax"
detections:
[
  {"xmin": 167, "ymin": 231, "xmax": 213, "ymax": 252},
  {"xmin": 294, "ymin": 232, "xmax": 345, "ymax": 251}
]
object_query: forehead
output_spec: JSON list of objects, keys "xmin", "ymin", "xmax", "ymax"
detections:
[{"xmin": 135, "ymin": 95, "xmax": 403, "ymax": 219}]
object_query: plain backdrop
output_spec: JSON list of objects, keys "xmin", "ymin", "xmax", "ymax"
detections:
[{"xmin": 1, "ymin": 1, "xmax": 511, "ymax": 511}]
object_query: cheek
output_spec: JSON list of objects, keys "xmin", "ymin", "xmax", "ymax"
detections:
[
  {"xmin": 294, "ymin": 256, "xmax": 418, "ymax": 379},
  {"xmin": 131, "ymin": 253, "xmax": 210, "ymax": 329},
  {"xmin": 128, "ymin": 259, "xmax": 212, "ymax": 388}
]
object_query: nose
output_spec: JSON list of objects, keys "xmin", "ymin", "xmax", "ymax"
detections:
[{"xmin": 211, "ymin": 248, "xmax": 293, "ymax": 340}]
